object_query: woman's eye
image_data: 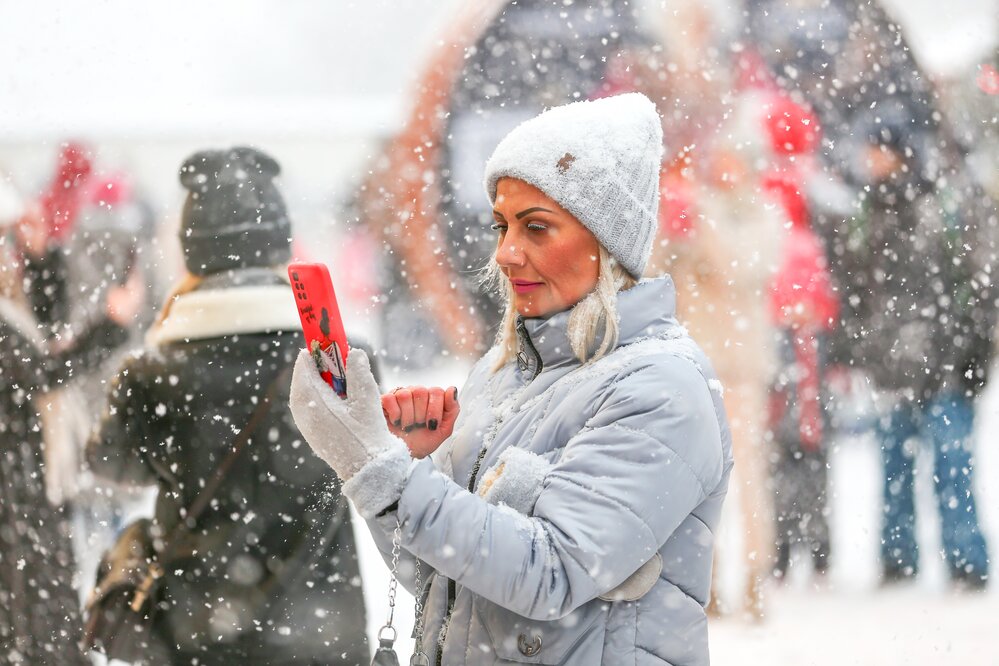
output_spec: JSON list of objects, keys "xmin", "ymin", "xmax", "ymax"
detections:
[
  {"xmin": 526, "ymin": 223, "xmax": 547, "ymax": 232},
  {"xmin": 490, "ymin": 224, "xmax": 507, "ymax": 232}
]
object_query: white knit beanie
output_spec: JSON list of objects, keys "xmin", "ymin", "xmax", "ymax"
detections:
[{"xmin": 484, "ymin": 92, "xmax": 663, "ymax": 279}]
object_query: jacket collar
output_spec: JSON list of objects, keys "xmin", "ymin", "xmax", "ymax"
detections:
[
  {"xmin": 149, "ymin": 275, "xmax": 300, "ymax": 347},
  {"xmin": 515, "ymin": 276, "xmax": 681, "ymax": 379}
]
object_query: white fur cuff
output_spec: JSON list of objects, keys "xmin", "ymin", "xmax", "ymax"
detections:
[
  {"xmin": 343, "ymin": 439, "xmax": 413, "ymax": 519},
  {"xmin": 478, "ymin": 447, "xmax": 554, "ymax": 515}
]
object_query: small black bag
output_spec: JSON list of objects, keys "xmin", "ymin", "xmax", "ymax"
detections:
[
  {"xmin": 81, "ymin": 518, "xmax": 163, "ymax": 662},
  {"xmin": 81, "ymin": 368, "xmax": 290, "ymax": 661}
]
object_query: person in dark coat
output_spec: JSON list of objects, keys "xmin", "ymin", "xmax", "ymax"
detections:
[
  {"xmin": 0, "ymin": 184, "xmax": 134, "ymax": 666},
  {"xmin": 87, "ymin": 147, "xmax": 370, "ymax": 665},
  {"xmin": 833, "ymin": 104, "xmax": 996, "ymax": 590}
]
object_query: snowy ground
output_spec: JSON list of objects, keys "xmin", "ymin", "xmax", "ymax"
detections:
[
  {"xmin": 353, "ymin": 361, "xmax": 999, "ymax": 664},
  {"xmin": 710, "ymin": 427, "xmax": 999, "ymax": 665},
  {"xmin": 710, "ymin": 585, "xmax": 999, "ymax": 664}
]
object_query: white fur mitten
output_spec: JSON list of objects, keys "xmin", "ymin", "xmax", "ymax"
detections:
[{"xmin": 289, "ymin": 347, "xmax": 412, "ymax": 515}]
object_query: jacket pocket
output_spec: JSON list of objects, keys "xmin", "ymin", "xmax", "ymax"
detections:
[{"xmin": 474, "ymin": 597, "xmax": 608, "ymax": 665}]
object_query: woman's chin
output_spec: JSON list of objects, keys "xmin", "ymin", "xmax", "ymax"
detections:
[
  {"xmin": 515, "ymin": 304, "xmax": 539, "ymax": 318},
  {"xmin": 515, "ymin": 301, "xmax": 546, "ymax": 318},
  {"xmin": 515, "ymin": 300, "xmax": 566, "ymax": 319}
]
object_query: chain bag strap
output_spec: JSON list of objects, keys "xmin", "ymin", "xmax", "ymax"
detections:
[
  {"xmin": 371, "ymin": 521, "xmax": 403, "ymax": 666},
  {"xmin": 370, "ymin": 520, "xmax": 430, "ymax": 666}
]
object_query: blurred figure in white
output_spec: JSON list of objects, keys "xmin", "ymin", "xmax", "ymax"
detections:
[
  {"xmin": 0, "ymin": 174, "xmax": 141, "ymax": 665},
  {"xmin": 644, "ymin": 1, "xmax": 784, "ymax": 619}
]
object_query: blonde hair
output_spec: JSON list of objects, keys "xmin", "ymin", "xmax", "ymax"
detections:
[
  {"xmin": 489, "ymin": 246, "xmax": 636, "ymax": 372},
  {"xmin": 150, "ymin": 272, "xmax": 203, "ymax": 332}
]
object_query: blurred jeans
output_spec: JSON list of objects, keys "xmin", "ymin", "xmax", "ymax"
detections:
[{"xmin": 879, "ymin": 392, "xmax": 989, "ymax": 578}]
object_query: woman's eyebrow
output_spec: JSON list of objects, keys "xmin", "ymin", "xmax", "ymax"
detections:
[{"xmin": 515, "ymin": 206, "xmax": 553, "ymax": 219}]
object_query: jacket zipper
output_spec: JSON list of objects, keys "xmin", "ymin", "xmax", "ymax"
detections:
[
  {"xmin": 515, "ymin": 318, "xmax": 543, "ymax": 378},
  {"xmin": 435, "ymin": 318, "xmax": 540, "ymax": 665},
  {"xmin": 435, "ymin": 444, "xmax": 489, "ymax": 666}
]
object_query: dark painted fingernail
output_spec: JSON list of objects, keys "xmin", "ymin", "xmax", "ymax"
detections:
[
  {"xmin": 428, "ymin": 419, "xmax": 438, "ymax": 431},
  {"xmin": 394, "ymin": 419, "xmax": 401, "ymax": 427},
  {"xmin": 403, "ymin": 424, "xmax": 414, "ymax": 433},
  {"xmin": 452, "ymin": 388, "xmax": 459, "ymax": 402}
]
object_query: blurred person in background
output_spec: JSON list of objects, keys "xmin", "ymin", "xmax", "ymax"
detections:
[
  {"xmin": 765, "ymin": 180, "xmax": 839, "ymax": 581},
  {"xmin": 759, "ymin": 97, "xmax": 840, "ymax": 578},
  {"xmin": 0, "ymin": 175, "xmax": 140, "ymax": 665},
  {"xmin": 69, "ymin": 170, "xmax": 159, "ymax": 332},
  {"xmin": 747, "ymin": 0, "xmax": 998, "ymax": 591},
  {"xmin": 87, "ymin": 147, "xmax": 371, "ymax": 665},
  {"xmin": 644, "ymin": 1, "xmax": 784, "ymax": 618},
  {"xmin": 744, "ymin": 0, "xmax": 938, "ymax": 183},
  {"xmin": 830, "ymin": 103, "xmax": 996, "ymax": 590},
  {"xmin": 67, "ymin": 169, "xmax": 164, "ymax": 596},
  {"xmin": 21, "ymin": 144, "xmax": 164, "ymax": 587}
]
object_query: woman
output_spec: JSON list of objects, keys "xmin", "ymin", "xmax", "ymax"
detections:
[
  {"xmin": 87, "ymin": 147, "xmax": 370, "ymax": 665},
  {"xmin": 0, "ymin": 181, "xmax": 136, "ymax": 665},
  {"xmin": 292, "ymin": 94, "xmax": 733, "ymax": 665}
]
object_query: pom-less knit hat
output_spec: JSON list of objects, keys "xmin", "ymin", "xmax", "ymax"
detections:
[
  {"xmin": 484, "ymin": 92, "xmax": 663, "ymax": 279},
  {"xmin": 178, "ymin": 146, "xmax": 291, "ymax": 276}
]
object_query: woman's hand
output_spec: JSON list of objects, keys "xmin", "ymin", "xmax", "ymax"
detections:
[
  {"xmin": 290, "ymin": 348, "xmax": 407, "ymax": 482},
  {"xmin": 381, "ymin": 386, "xmax": 459, "ymax": 459}
]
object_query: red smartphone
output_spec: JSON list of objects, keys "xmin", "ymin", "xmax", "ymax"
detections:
[{"xmin": 288, "ymin": 262, "xmax": 349, "ymax": 397}]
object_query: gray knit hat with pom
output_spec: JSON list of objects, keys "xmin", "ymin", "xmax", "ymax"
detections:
[{"xmin": 484, "ymin": 93, "xmax": 663, "ymax": 279}]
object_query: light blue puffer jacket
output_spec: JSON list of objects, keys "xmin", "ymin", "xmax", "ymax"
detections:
[{"xmin": 363, "ymin": 277, "xmax": 732, "ymax": 665}]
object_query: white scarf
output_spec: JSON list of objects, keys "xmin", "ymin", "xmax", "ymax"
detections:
[{"xmin": 148, "ymin": 283, "xmax": 302, "ymax": 347}]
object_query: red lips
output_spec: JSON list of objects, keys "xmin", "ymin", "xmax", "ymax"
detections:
[{"xmin": 510, "ymin": 278, "xmax": 544, "ymax": 294}]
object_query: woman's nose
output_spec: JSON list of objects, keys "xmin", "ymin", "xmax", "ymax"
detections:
[{"xmin": 495, "ymin": 233, "xmax": 526, "ymax": 268}]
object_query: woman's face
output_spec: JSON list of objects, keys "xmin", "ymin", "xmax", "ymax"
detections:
[{"xmin": 492, "ymin": 178, "xmax": 601, "ymax": 318}]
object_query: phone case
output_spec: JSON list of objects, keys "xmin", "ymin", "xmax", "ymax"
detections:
[{"xmin": 288, "ymin": 262, "xmax": 349, "ymax": 397}]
